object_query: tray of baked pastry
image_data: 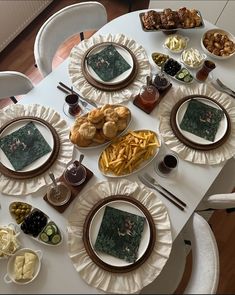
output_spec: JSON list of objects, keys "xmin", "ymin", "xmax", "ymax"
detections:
[
  {"xmin": 69, "ymin": 104, "xmax": 132, "ymax": 149},
  {"xmin": 140, "ymin": 7, "xmax": 204, "ymax": 32}
]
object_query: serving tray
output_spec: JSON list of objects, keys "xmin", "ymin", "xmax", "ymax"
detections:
[{"xmin": 139, "ymin": 10, "xmax": 204, "ymax": 32}]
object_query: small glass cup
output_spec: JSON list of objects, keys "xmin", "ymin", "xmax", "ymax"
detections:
[
  {"xmin": 47, "ymin": 182, "xmax": 71, "ymax": 206},
  {"xmin": 63, "ymin": 162, "xmax": 87, "ymax": 187},
  {"xmin": 65, "ymin": 94, "xmax": 81, "ymax": 116},
  {"xmin": 196, "ymin": 60, "xmax": 216, "ymax": 82},
  {"xmin": 155, "ymin": 153, "xmax": 178, "ymax": 177}
]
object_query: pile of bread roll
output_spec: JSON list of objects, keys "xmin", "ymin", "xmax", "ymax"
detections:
[{"xmin": 70, "ymin": 104, "xmax": 131, "ymax": 147}]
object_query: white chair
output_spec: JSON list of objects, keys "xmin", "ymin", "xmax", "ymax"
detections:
[
  {"xmin": 34, "ymin": 1, "xmax": 108, "ymax": 77},
  {"xmin": 141, "ymin": 212, "xmax": 219, "ymax": 294},
  {"xmin": 0, "ymin": 71, "xmax": 34, "ymax": 104}
]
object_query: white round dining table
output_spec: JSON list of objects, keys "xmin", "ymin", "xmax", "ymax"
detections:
[{"xmin": 0, "ymin": 9, "xmax": 234, "ymax": 294}]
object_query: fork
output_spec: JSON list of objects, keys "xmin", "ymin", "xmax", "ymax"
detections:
[
  {"xmin": 216, "ymin": 79, "xmax": 235, "ymax": 95},
  {"xmin": 144, "ymin": 173, "xmax": 186, "ymax": 207},
  {"xmin": 216, "ymin": 79, "xmax": 235, "ymax": 97},
  {"xmin": 138, "ymin": 175, "xmax": 185, "ymax": 211},
  {"xmin": 211, "ymin": 81, "xmax": 235, "ymax": 99}
]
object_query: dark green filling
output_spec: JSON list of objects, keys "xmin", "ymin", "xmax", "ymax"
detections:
[{"xmin": 87, "ymin": 44, "xmax": 131, "ymax": 82}]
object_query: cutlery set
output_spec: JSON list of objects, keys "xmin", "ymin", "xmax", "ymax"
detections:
[
  {"xmin": 138, "ymin": 173, "xmax": 186, "ymax": 211},
  {"xmin": 211, "ymin": 78, "xmax": 235, "ymax": 99},
  {"xmin": 57, "ymin": 82, "xmax": 97, "ymax": 109}
]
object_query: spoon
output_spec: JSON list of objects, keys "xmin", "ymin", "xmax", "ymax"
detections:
[
  {"xmin": 49, "ymin": 172, "xmax": 60, "ymax": 198},
  {"xmin": 76, "ymin": 154, "xmax": 84, "ymax": 168}
]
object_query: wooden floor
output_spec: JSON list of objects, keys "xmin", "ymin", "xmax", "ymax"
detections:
[{"xmin": 0, "ymin": 0, "xmax": 235, "ymax": 293}]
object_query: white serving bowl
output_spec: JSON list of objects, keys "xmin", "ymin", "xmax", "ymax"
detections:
[
  {"xmin": 181, "ymin": 48, "xmax": 206, "ymax": 69},
  {"xmin": 163, "ymin": 34, "xmax": 189, "ymax": 54},
  {"xmin": 201, "ymin": 28, "xmax": 235, "ymax": 60},
  {"xmin": 4, "ymin": 248, "xmax": 42, "ymax": 285}
]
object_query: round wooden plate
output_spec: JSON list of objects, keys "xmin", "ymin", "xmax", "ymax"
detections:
[
  {"xmin": 81, "ymin": 42, "xmax": 139, "ymax": 91},
  {"xmin": 0, "ymin": 116, "xmax": 60, "ymax": 179},
  {"xmin": 170, "ymin": 95, "xmax": 231, "ymax": 151},
  {"xmin": 83, "ymin": 195, "xmax": 156, "ymax": 273}
]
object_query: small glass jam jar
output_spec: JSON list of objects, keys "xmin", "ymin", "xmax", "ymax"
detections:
[
  {"xmin": 152, "ymin": 72, "xmax": 170, "ymax": 92},
  {"xmin": 63, "ymin": 161, "xmax": 87, "ymax": 186},
  {"xmin": 137, "ymin": 84, "xmax": 160, "ymax": 112}
]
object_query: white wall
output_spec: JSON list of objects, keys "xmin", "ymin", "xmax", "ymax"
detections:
[{"xmin": 0, "ymin": 0, "xmax": 53, "ymax": 52}]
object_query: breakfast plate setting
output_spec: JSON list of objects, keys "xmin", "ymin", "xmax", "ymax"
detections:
[
  {"xmin": 68, "ymin": 33, "xmax": 151, "ymax": 105},
  {"xmin": 67, "ymin": 179, "xmax": 172, "ymax": 294},
  {"xmin": 158, "ymin": 83, "xmax": 235, "ymax": 164},
  {"xmin": 0, "ymin": 104, "xmax": 74, "ymax": 196}
]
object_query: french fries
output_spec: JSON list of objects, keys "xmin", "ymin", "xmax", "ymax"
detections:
[{"xmin": 99, "ymin": 130, "xmax": 160, "ymax": 176}]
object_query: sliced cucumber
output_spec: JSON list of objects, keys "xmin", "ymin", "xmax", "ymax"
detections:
[
  {"xmin": 46, "ymin": 227, "xmax": 54, "ymax": 236},
  {"xmin": 178, "ymin": 73, "xmax": 185, "ymax": 79},
  {"xmin": 40, "ymin": 232, "xmax": 49, "ymax": 243},
  {"xmin": 51, "ymin": 234, "xmax": 61, "ymax": 245},
  {"xmin": 184, "ymin": 75, "xmax": 193, "ymax": 83},
  {"xmin": 51, "ymin": 224, "xmax": 58, "ymax": 233}
]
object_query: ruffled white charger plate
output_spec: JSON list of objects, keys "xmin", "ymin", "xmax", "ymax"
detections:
[
  {"xmin": 67, "ymin": 179, "xmax": 172, "ymax": 294},
  {"xmin": 68, "ymin": 33, "xmax": 151, "ymax": 105},
  {"xmin": 0, "ymin": 104, "xmax": 74, "ymax": 195}
]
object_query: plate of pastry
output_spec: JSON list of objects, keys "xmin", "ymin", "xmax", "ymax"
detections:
[
  {"xmin": 9, "ymin": 202, "xmax": 63, "ymax": 246},
  {"xmin": 4, "ymin": 248, "xmax": 42, "ymax": 285},
  {"xmin": 98, "ymin": 129, "xmax": 161, "ymax": 177},
  {"xmin": 69, "ymin": 104, "xmax": 132, "ymax": 149},
  {"xmin": 140, "ymin": 8, "xmax": 204, "ymax": 32}
]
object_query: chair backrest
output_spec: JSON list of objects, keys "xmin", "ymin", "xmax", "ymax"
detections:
[
  {"xmin": 34, "ymin": 1, "xmax": 108, "ymax": 77},
  {"xmin": 140, "ymin": 212, "xmax": 219, "ymax": 294},
  {"xmin": 183, "ymin": 213, "xmax": 219, "ymax": 294},
  {"xmin": 0, "ymin": 71, "xmax": 34, "ymax": 102}
]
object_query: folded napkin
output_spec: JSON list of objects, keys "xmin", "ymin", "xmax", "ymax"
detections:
[
  {"xmin": 180, "ymin": 99, "xmax": 224, "ymax": 142},
  {"xmin": 0, "ymin": 121, "xmax": 52, "ymax": 171},
  {"xmin": 87, "ymin": 44, "xmax": 131, "ymax": 82},
  {"xmin": 94, "ymin": 206, "xmax": 146, "ymax": 263}
]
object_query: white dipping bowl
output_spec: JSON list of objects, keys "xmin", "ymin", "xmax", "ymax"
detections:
[
  {"xmin": 4, "ymin": 248, "xmax": 42, "ymax": 285},
  {"xmin": 201, "ymin": 29, "xmax": 235, "ymax": 60}
]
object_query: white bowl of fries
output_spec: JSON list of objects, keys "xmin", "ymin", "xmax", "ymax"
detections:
[{"xmin": 98, "ymin": 130, "xmax": 161, "ymax": 177}]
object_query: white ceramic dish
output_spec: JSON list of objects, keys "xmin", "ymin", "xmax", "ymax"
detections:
[
  {"xmin": 4, "ymin": 248, "xmax": 42, "ymax": 285},
  {"xmin": 85, "ymin": 43, "xmax": 134, "ymax": 85},
  {"xmin": 0, "ymin": 223, "xmax": 21, "ymax": 260},
  {"xmin": 176, "ymin": 97, "xmax": 228, "ymax": 145},
  {"xmin": 89, "ymin": 200, "xmax": 150, "ymax": 267},
  {"xmin": 70, "ymin": 104, "xmax": 132, "ymax": 150},
  {"xmin": 9, "ymin": 202, "xmax": 63, "ymax": 247},
  {"xmin": 98, "ymin": 130, "xmax": 161, "ymax": 178},
  {"xmin": 163, "ymin": 34, "xmax": 189, "ymax": 54},
  {"xmin": 180, "ymin": 48, "xmax": 206, "ymax": 69},
  {"xmin": 201, "ymin": 29, "xmax": 235, "ymax": 60},
  {"xmin": 0, "ymin": 118, "xmax": 54, "ymax": 173}
]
